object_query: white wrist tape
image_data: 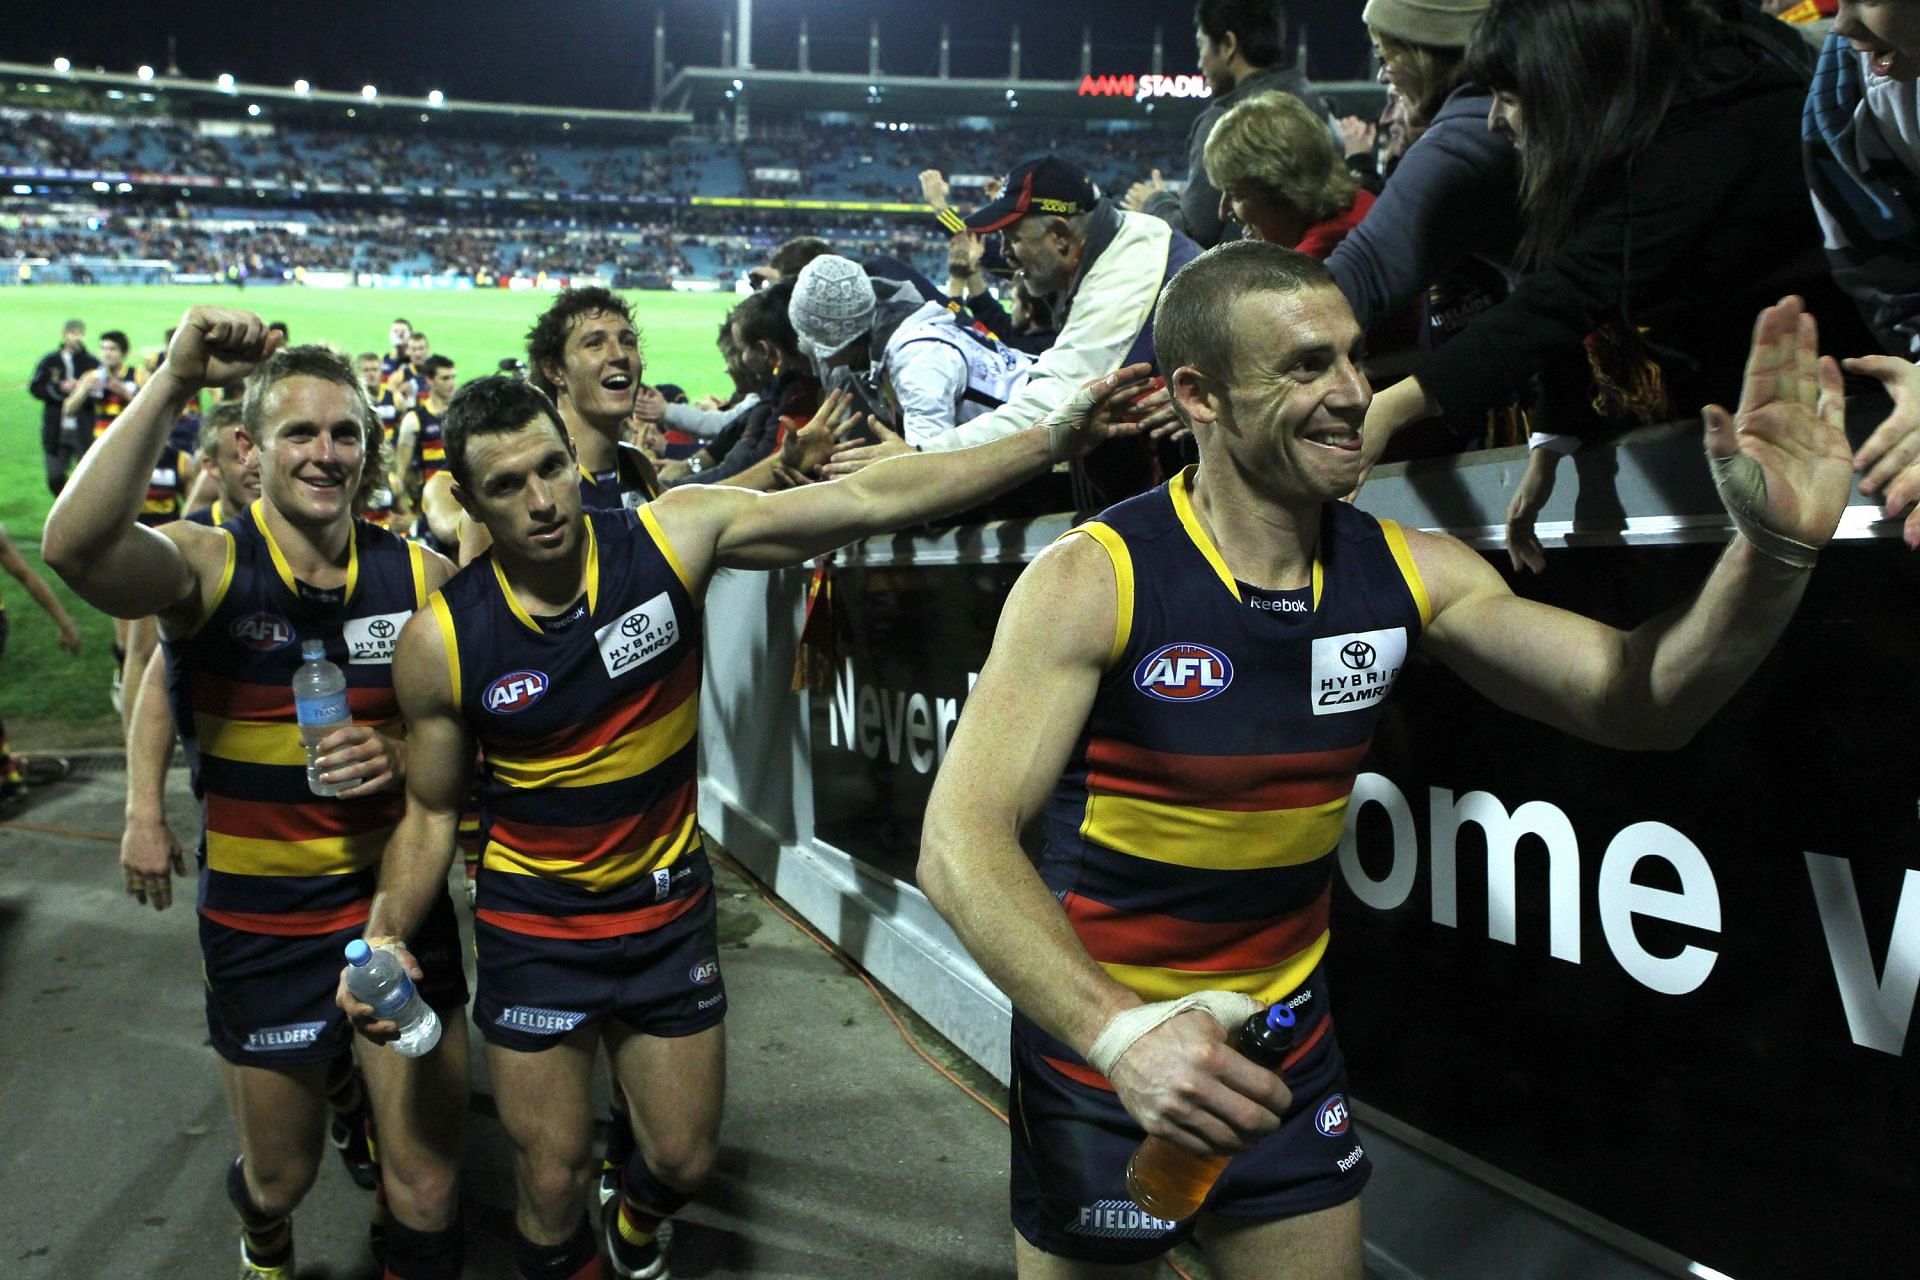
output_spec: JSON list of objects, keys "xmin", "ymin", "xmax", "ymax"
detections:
[
  {"xmin": 1086, "ymin": 990, "xmax": 1262, "ymax": 1078},
  {"xmin": 1708, "ymin": 449, "xmax": 1818, "ymax": 569},
  {"xmin": 1040, "ymin": 383, "xmax": 1102, "ymax": 465}
]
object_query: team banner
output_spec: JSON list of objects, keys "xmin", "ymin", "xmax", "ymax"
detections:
[{"xmin": 806, "ymin": 544, "xmax": 1919, "ymax": 1279}]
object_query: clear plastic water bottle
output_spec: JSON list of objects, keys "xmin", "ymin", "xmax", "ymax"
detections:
[
  {"xmin": 342, "ymin": 939, "xmax": 442, "ymax": 1057},
  {"xmin": 1125, "ymin": 1002, "xmax": 1297, "ymax": 1220},
  {"xmin": 293, "ymin": 638, "xmax": 352, "ymax": 798}
]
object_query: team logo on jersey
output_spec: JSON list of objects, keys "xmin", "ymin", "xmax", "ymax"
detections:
[
  {"xmin": 483, "ymin": 669, "xmax": 549, "ymax": 714},
  {"xmin": 229, "ymin": 611, "xmax": 295, "ymax": 651},
  {"xmin": 1316, "ymin": 1094, "xmax": 1351, "ymax": 1137},
  {"xmin": 1133, "ymin": 643, "xmax": 1234, "ymax": 702},
  {"xmin": 596, "ymin": 591, "xmax": 679, "ymax": 679},
  {"xmin": 689, "ymin": 958, "xmax": 720, "ymax": 986},
  {"xmin": 344, "ymin": 611, "xmax": 411, "ymax": 665},
  {"xmin": 1310, "ymin": 627, "xmax": 1408, "ymax": 716}
]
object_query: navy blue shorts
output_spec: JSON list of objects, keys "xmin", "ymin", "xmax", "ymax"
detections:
[
  {"xmin": 202, "ymin": 889, "xmax": 469, "ymax": 1068},
  {"xmin": 1009, "ymin": 967, "xmax": 1370, "ymax": 1266},
  {"xmin": 472, "ymin": 872, "xmax": 727, "ymax": 1053}
]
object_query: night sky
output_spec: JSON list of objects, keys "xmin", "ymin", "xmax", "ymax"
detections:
[{"xmin": 6, "ymin": 0, "xmax": 1374, "ymax": 111}]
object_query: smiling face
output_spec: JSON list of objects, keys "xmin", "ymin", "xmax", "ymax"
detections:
[
  {"xmin": 1173, "ymin": 285, "xmax": 1371, "ymax": 503},
  {"xmin": 454, "ymin": 415, "xmax": 582, "ymax": 566},
  {"xmin": 1218, "ymin": 181, "xmax": 1304, "ymax": 247},
  {"xmin": 1835, "ymin": 0, "xmax": 1920, "ymax": 80},
  {"xmin": 547, "ymin": 309, "xmax": 641, "ymax": 425},
  {"xmin": 1003, "ymin": 215, "xmax": 1079, "ymax": 299},
  {"xmin": 245, "ymin": 376, "xmax": 368, "ymax": 527}
]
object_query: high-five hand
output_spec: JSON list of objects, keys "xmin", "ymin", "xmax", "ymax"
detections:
[{"xmin": 1701, "ymin": 297, "xmax": 1852, "ymax": 568}]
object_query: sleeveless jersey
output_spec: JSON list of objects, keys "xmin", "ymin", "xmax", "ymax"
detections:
[
  {"xmin": 1033, "ymin": 468, "xmax": 1431, "ymax": 1080},
  {"xmin": 403, "ymin": 402, "xmax": 447, "ymax": 496},
  {"xmin": 431, "ymin": 506, "xmax": 703, "ymax": 938},
  {"xmin": 577, "ymin": 442, "xmax": 661, "ymax": 514},
  {"xmin": 140, "ymin": 448, "xmax": 192, "ymax": 527},
  {"xmin": 167, "ymin": 502, "xmax": 432, "ymax": 935},
  {"xmin": 185, "ymin": 498, "xmax": 231, "ymax": 528},
  {"xmin": 91, "ymin": 369, "xmax": 139, "ymax": 438}
]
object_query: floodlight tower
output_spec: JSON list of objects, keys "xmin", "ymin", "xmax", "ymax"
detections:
[{"xmin": 733, "ymin": 0, "xmax": 753, "ymax": 141}]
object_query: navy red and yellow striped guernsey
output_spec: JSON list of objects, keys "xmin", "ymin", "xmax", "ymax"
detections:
[
  {"xmin": 166, "ymin": 502, "xmax": 432, "ymax": 935},
  {"xmin": 432, "ymin": 506, "xmax": 704, "ymax": 938},
  {"xmin": 1030, "ymin": 468, "xmax": 1432, "ymax": 1088},
  {"xmin": 402, "ymin": 402, "xmax": 447, "ymax": 499}
]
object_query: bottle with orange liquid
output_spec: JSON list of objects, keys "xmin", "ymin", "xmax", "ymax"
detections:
[{"xmin": 1123, "ymin": 1001, "xmax": 1297, "ymax": 1221}]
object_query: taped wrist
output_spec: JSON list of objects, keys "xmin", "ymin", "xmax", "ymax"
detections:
[
  {"xmin": 1041, "ymin": 384, "xmax": 1102, "ymax": 464},
  {"xmin": 1086, "ymin": 991, "xmax": 1261, "ymax": 1078},
  {"xmin": 1708, "ymin": 449, "xmax": 1818, "ymax": 569}
]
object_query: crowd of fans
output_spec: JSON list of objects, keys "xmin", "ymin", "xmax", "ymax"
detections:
[{"xmin": 13, "ymin": 0, "xmax": 1919, "ymax": 557}]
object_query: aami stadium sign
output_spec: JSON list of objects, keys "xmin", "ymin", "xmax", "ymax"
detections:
[{"xmin": 1076, "ymin": 73, "xmax": 1212, "ymax": 101}]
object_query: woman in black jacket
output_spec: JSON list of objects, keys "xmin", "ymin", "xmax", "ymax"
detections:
[{"xmin": 1362, "ymin": 0, "xmax": 1873, "ymax": 570}]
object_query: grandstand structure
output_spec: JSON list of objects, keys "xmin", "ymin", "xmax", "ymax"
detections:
[{"xmin": 0, "ymin": 16, "xmax": 1380, "ymax": 292}]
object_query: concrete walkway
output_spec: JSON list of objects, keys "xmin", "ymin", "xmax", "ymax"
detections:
[{"xmin": 0, "ymin": 755, "xmax": 1107, "ymax": 1279}]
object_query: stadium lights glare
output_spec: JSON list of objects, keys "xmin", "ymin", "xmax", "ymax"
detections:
[
  {"xmin": 53, "ymin": 57, "xmax": 70, "ymax": 73},
  {"xmin": 294, "ymin": 79, "xmax": 310, "ymax": 95},
  {"xmin": 361, "ymin": 84, "xmax": 378, "ymax": 100},
  {"xmin": 427, "ymin": 89, "xmax": 444, "ymax": 106},
  {"xmin": 137, "ymin": 65, "xmax": 155, "ymax": 81},
  {"xmin": 247, "ymin": 103, "xmax": 261, "ymax": 116},
  {"xmin": 217, "ymin": 73, "xmax": 236, "ymax": 91},
  {"xmin": 732, "ymin": 79, "xmax": 743, "ymax": 90},
  {"xmin": 116, "ymin": 182, "xmax": 132, "ymax": 193},
  {"xmin": 91, "ymin": 181, "xmax": 109, "ymax": 193},
  {"xmin": 11, "ymin": 184, "xmax": 32, "ymax": 195},
  {"xmin": 420, "ymin": 113, "xmax": 430, "ymax": 123},
  {"xmin": 346, "ymin": 108, "xmax": 357, "ymax": 117}
]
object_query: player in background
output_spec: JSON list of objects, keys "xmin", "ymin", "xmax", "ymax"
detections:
[{"xmin": 46, "ymin": 308, "xmax": 471, "ymax": 1280}]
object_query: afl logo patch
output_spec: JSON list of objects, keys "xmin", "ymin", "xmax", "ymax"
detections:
[
  {"xmin": 1316, "ymin": 1094, "xmax": 1351, "ymax": 1138},
  {"xmin": 230, "ymin": 611, "xmax": 294, "ymax": 651},
  {"xmin": 1133, "ymin": 643, "xmax": 1233, "ymax": 703},
  {"xmin": 689, "ymin": 958, "xmax": 720, "ymax": 986},
  {"xmin": 484, "ymin": 670, "xmax": 549, "ymax": 715}
]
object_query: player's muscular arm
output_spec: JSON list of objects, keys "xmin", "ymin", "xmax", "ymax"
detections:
[
  {"xmin": 651, "ymin": 369, "xmax": 1159, "ymax": 575},
  {"xmin": 921, "ymin": 537, "xmax": 1291, "ymax": 1156},
  {"xmin": 44, "ymin": 308, "xmax": 278, "ymax": 622},
  {"xmin": 354, "ymin": 613, "xmax": 469, "ymax": 987},
  {"xmin": 1417, "ymin": 297, "xmax": 1850, "ymax": 749}
]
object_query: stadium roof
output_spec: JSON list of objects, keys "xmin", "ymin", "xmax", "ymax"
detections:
[
  {"xmin": 0, "ymin": 60, "xmax": 693, "ymax": 137},
  {"xmin": 663, "ymin": 66, "xmax": 1384, "ymax": 123}
]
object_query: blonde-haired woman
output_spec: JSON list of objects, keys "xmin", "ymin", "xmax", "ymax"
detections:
[{"xmin": 1203, "ymin": 90, "xmax": 1374, "ymax": 258}]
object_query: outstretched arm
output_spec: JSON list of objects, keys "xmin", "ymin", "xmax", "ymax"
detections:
[
  {"xmin": 1419, "ymin": 297, "xmax": 1852, "ymax": 749},
  {"xmin": 653, "ymin": 368, "xmax": 1171, "ymax": 581},
  {"xmin": 921, "ymin": 535, "xmax": 1291, "ymax": 1155},
  {"xmin": 43, "ymin": 309, "xmax": 279, "ymax": 623}
]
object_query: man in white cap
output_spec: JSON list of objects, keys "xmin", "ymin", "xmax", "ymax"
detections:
[{"xmin": 789, "ymin": 255, "xmax": 1036, "ymax": 450}]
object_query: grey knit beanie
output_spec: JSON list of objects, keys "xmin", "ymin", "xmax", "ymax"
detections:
[
  {"xmin": 1361, "ymin": 0, "xmax": 1490, "ymax": 49},
  {"xmin": 788, "ymin": 255, "xmax": 877, "ymax": 360}
]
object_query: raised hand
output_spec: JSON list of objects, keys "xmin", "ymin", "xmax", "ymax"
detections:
[
  {"xmin": 1504, "ymin": 448, "xmax": 1561, "ymax": 575},
  {"xmin": 1043, "ymin": 364, "xmax": 1174, "ymax": 460},
  {"xmin": 1840, "ymin": 353, "xmax": 1920, "ymax": 547},
  {"xmin": 1701, "ymin": 297, "xmax": 1852, "ymax": 562},
  {"xmin": 918, "ymin": 168, "xmax": 951, "ymax": 211},
  {"xmin": 160, "ymin": 307, "xmax": 283, "ymax": 390},
  {"xmin": 1123, "ymin": 170, "xmax": 1167, "ymax": 212}
]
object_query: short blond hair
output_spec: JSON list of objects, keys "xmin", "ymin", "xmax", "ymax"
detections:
[{"xmin": 1204, "ymin": 90, "xmax": 1357, "ymax": 224}]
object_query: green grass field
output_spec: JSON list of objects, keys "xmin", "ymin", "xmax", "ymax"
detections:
[{"xmin": 1, "ymin": 284, "xmax": 738, "ymax": 746}]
